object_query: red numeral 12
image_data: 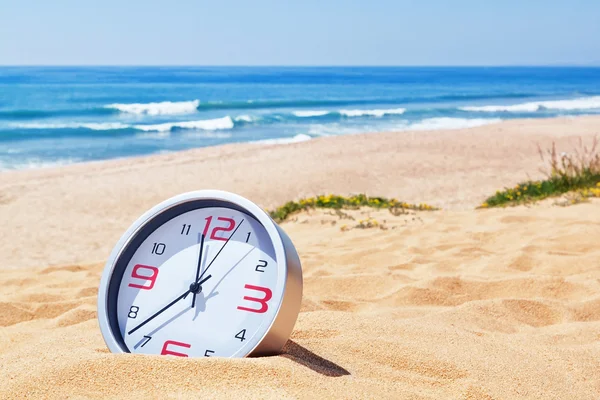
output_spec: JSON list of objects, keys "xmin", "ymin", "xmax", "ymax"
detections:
[
  {"xmin": 128, "ymin": 264, "xmax": 159, "ymax": 290},
  {"xmin": 203, "ymin": 216, "xmax": 236, "ymax": 241},
  {"xmin": 237, "ymin": 284, "xmax": 272, "ymax": 313},
  {"xmin": 160, "ymin": 340, "xmax": 191, "ymax": 357}
]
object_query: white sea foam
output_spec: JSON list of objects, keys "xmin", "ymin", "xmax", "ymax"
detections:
[
  {"xmin": 13, "ymin": 117, "xmax": 234, "ymax": 133},
  {"xmin": 307, "ymin": 124, "xmax": 362, "ymax": 136},
  {"xmin": 134, "ymin": 131, "xmax": 172, "ymax": 139},
  {"xmin": 0, "ymin": 157, "xmax": 80, "ymax": 171},
  {"xmin": 406, "ymin": 117, "xmax": 502, "ymax": 131},
  {"xmin": 234, "ymin": 115, "xmax": 255, "ymax": 122},
  {"xmin": 460, "ymin": 103, "xmax": 541, "ymax": 112},
  {"xmin": 11, "ymin": 122, "xmax": 130, "ymax": 130},
  {"xmin": 181, "ymin": 131, "xmax": 233, "ymax": 139},
  {"xmin": 292, "ymin": 110, "xmax": 331, "ymax": 117},
  {"xmin": 134, "ymin": 116, "xmax": 235, "ymax": 132},
  {"xmin": 105, "ymin": 100, "xmax": 201, "ymax": 115},
  {"xmin": 339, "ymin": 108, "xmax": 406, "ymax": 118},
  {"xmin": 461, "ymin": 96, "xmax": 600, "ymax": 113},
  {"xmin": 253, "ymin": 134, "xmax": 312, "ymax": 145}
]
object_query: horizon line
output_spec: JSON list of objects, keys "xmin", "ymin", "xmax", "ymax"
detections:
[{"xmin": 1, "ymin": 64, "xmax": 600, "ymax": 68}]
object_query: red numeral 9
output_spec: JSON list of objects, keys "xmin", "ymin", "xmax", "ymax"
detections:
[
  {"xmin": 237, "ymin": 284, "xmax": 272, "ymax": 313},
  {"xmin": 160, "ymin": 340, "xmax": 190, "ymax": 357},
  {"xmin": 128, "ymin": 264, "xmax": 159, "ymax": 290},
  {"xmin": 203, "ymin": 216, "xmax": 235, "ymax": 241}
]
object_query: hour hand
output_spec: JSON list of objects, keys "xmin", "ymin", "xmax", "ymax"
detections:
[
  {"xmin": 128, "ymin": 273, "xmax": 213, "ymax": 336},
  {"xmin": 192, "ymin": 234, "xmax": 206, "ymax": 308}
]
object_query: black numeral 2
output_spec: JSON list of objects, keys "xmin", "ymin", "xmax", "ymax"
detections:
[{"xmin": 255, "ymin": 260, "xmax": 267, "ymax": 273}]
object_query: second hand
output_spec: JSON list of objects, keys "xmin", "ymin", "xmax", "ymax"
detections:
[{"xmin": 128, "ymin": 218, "xmax": 244, "ymax": 336}]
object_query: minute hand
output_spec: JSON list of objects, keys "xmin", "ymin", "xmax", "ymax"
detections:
[
  {"xmin": 127, "ymin": 274, "xmax": 212, "ymax": 335},
  {"xmin": 197, "ymin": 218, "xmax": 244, "ymax": 282},
  {"xmin": 127, "ymin": 218, "xmax": 244, "ymax": 336}
]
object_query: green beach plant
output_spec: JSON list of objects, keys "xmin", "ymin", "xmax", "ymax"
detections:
[
  {"xmin": 480, "ymin": 138, "xmax": 600, "ymax": 208},
  {"xmin": 269, "ymin": 194, "xmax": 438, "ymax": 223}
]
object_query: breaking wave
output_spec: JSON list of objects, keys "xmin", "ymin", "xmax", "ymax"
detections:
[
  {"xmin": 105, "ymin": 100, "xmax": 201, "ymax": 115},
  {"xmin": 253, "ymin": 134, "xmax": 312, "ymax": 145},
  {"xmin": 339, "ymin": 108, "xmax": 406, "ymax": 117},
  {"xmin": 10, "ymin": 117, "xmax": 235, "ymax": 133},
  {"xmin": 460, "ymin": 96, "xmax": 600, "ymax": 113},
  {"xmin": 405, "ymin": 117, "xmax": 502, "ymax": 131}
]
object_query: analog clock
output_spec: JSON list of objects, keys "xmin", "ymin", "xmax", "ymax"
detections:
[{"xmin": 97, "ymin": 190, "xmax": 302, "ymax": 358}]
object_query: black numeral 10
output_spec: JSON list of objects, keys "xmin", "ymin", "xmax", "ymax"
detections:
[{"xmin": 151, "ymin": 242, "xmax": 166, "ymax": 255}]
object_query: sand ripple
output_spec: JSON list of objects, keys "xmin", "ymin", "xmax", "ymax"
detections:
[{"xmin": 1, "ymin": 204, "xmax": 599, "ymax": 399}]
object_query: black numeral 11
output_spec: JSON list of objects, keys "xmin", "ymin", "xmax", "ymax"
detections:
[{"xmin": 181, "ymin": 224, "xmax": 191, "ymax": 235}]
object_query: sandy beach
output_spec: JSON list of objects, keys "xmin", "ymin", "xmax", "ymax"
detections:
[{"xmin": 1, "ymin": 115, "xmax": 600, "ymax": 399}]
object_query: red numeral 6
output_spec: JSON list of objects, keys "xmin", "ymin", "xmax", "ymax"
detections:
[{"xmin": 160, "ymin": 340, "xmax": 191, "ymax": 357}]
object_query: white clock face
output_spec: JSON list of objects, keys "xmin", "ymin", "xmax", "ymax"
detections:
[{"xmin": 112, "ymin": 206, "xmax": 281, "ymax": 358}]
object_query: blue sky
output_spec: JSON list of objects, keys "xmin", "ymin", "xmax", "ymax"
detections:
[{"xmin": 1, "ymin": 0, "xmax": 599, "ymax": 66}]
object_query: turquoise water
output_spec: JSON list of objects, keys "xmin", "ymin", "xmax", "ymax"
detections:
[{"xmin": 1, "ymin": 67, "xmax": 600, "ymax": 170}]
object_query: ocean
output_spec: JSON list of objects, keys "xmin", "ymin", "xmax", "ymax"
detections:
[{"xmin": 1, "ymin": 66, "xmax": 600, "ymax": 170}]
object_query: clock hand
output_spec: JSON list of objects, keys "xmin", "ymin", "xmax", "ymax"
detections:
[
  {"xmin": 130, "ymin": 218, "xmax": 244, "ymax": 336},
  {"xmin": 191, "ymin": 233, "xmax": 205, "ymax": 309},
  {"xmin": 197, "ymin": 219, "xmax": 244, "ymax": 282},
  {"xmin": 127, "ymin": 274, "xmax": 212, "ymax": 336}
]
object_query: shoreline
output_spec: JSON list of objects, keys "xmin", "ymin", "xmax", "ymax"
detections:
[
  {"xmin": 2, "ymin": 114, "xmax": 599, "ymax": 198},
  {"xmin": 1, "ymin": 115, "xmax": 599, "ymax": 269}
]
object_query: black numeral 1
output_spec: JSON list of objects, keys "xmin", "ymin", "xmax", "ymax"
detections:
[
  {"xmin": 181, "ymin": 224, "xmax": 191, "ymax": 235},
  {"xmin": 246, "ymin": 232, "xmax": 251, "ymax": 243},
  {"xmin": 235, "ymin": 329, "xmax": 247, "ymax": 341},
  {"xmin": 151, "ymin": 242, "xmax": 166, "ymax": 255},
  {"xmin": 204, "ymin": 349, "xmax": 215, "ymax": 357}
]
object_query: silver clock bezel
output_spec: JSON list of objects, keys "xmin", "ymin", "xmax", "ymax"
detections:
[{"xmin": 97, "ymin": 190, "xmax": 303, "ymax": 357}]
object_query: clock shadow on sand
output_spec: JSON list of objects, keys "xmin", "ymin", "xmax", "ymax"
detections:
[{"xmin": 280, "ymin": 340, "xmax": 350, "ymax": 377}]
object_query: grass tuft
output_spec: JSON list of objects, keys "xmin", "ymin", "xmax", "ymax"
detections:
[
  {"xmin": 480, "ymin": 138, "xmax": 600, "ymax": 208},
  {"xmin": 269, "ymin": 194, "xmax": 438, "ymax": 223}
]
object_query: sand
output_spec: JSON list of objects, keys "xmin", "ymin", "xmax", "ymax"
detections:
[{"xmin": 1, "ymin": 116, "xmax": 600, "ymax": 399}]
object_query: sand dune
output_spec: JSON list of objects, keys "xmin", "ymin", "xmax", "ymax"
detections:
[{"xmin": 1, "ymin": 203, "xmax": 600, "ymax": 399}]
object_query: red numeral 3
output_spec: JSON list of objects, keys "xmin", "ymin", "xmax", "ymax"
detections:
[
  {"xmin": 203, "ymin": 216, "xmax": 235, "ymax": 241},
  {"xmin": 128, "ymin": 264, "xmax": 159, "ymax": 290},
  {"xmin": 160, "ymin": 340, "xmax": 191, "ymax": 357},
  {"xmin": 237, "ymin": 284, "xmax": 272, "ymax": 314}
]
